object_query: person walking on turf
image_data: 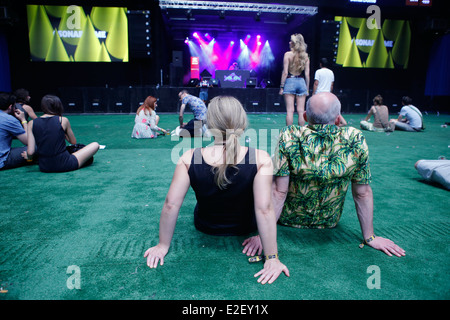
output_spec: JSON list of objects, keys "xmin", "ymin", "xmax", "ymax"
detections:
[{"xmin": 144, "ymin": 96, "xmax": 289, "ymax": 284}]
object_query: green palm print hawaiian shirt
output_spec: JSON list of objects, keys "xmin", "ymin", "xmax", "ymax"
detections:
[{"xmin": 274, "ymin": 124, "xmax": 372, "ymax": 229}]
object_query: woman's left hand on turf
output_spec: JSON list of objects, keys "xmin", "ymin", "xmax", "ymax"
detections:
[{"xmin": 254, "ymin": 259, "xmax": 290, "ymax": 284}]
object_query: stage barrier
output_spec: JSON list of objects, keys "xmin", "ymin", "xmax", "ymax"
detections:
[{"xmin": 58, "ymin": 86, "xmax": 414, "ymax": 114}]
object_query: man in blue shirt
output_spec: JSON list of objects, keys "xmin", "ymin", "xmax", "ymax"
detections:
[
  {"xmin": 0, "ymin": 92, "xmax": 30, "ymax": 170},
  {"xmin": 177, "ymin": 90, "xmax": 208, "ymax": 137}
]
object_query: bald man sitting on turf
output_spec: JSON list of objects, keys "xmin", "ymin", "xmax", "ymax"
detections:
[{"xmin": 242, "ymin": 93, "xmax": 405, "ymax": 258}]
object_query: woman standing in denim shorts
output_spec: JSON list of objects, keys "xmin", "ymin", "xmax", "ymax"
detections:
[{"xmin": 279, "ymin": 34, "xmax": 310, "ymax": 126}]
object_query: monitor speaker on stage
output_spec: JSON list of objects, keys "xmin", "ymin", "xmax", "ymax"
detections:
[
  {"xmin": 188, "ymin": 78, "xmax": 199, "ymax": 87},
  {"xmin": 260, "ymin": 79, "xmax": 273, "ymax": 88},
  {"xmin": 210, "ymin": 78, "xmax": 219, "ymax": 87},
  {"xmin": 246, "ymin": 77, "xmax": 257, "ymax": 88}
]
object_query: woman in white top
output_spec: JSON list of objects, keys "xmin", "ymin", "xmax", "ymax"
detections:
[
  {"xmin": 390, "ymin": 96, "xmax": 423, "ymax": 132},
  {"xmin": 131, "ymin": 96, "xmax": 168, "ymax": 139}
]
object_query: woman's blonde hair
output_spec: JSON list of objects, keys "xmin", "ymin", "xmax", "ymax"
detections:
[
  {"xmin": 206, "ymin": 96, "xmax": 248, "ymax": 189},
  {"xmin": 290, "ymin": 33, "xmax": 308, "ymax": 72}
]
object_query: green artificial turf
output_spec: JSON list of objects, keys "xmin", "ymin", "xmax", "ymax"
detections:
[{"xmin": 1, "ymin": 112, "xmax": 449, "ymax": 300}]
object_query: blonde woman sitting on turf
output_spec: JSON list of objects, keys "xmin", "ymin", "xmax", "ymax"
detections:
[{"xmin": 144, "ymin": 96, "xmax": 289, "ymax": 285}]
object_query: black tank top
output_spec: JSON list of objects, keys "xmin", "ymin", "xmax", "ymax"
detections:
[
  {"xmin": 188, "ymin": 147, "xmax": 258, "ymax": 236},
  {"xmin": 32, "ymin": 116, "xmax": 78, "ymax": 172},
  {"xmin": 33, "ymin": 116, "xmax": 67, "ymax": 157}
]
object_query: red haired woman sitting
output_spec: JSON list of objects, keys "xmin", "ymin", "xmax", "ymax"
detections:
[{"xmin": 132, "ymin": 96, "xmax": 168, "ymax": 139}]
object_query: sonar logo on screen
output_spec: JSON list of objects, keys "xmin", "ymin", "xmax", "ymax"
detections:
[
  {"xmin": 334, "ymin": 16, "xmax": 411, "ymax": 69},
  {"xmin": 27, "ymin": 5, "xmax": 129, "ymax": 62}
]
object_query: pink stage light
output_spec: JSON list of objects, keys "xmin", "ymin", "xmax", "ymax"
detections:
[
  {"xmin": 193, "ymin": 32, "xmax": 199, "ymax": 38},
  {"xmin": 244, "ymin": 34, "xmax": 251, "ymax": 45},
  {"xmin": 249, "ymin": 36, "xmax": 264, "ymax": 69}
]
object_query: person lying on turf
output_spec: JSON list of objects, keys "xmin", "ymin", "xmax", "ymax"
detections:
[{"xmin": 144, "ymin": 95, "xmax": 289, "ymax": 285}]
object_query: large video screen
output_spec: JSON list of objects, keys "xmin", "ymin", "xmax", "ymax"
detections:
[
  {"xmin": 334, "ymin": 16, "xmax": 411, "ymax": 69},
  {"xmin": 27, "ymin": 5, "xmax": 128, "ymax": 62}
]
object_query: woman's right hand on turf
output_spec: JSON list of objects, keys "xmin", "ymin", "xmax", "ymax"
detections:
[{"xmin": 144, "ymin": 244, "xmax": 169, "ymax": 268}]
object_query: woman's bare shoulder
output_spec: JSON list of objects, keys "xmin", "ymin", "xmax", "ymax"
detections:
[
  {"xmin": 254, "ymin": 148, "xmax": 272, "ymax": 166},
  {"xmin": 179, "ymin": 148, "xmax": 196, "ymax": 166}
]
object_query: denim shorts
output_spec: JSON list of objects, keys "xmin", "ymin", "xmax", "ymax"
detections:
[{"xmin": 283, "ymin": 77, "xmax": 307, "ymax": 96}]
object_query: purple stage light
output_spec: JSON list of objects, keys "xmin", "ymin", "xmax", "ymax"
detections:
[{"xmin": 189, "ymin": 35, "xmax": 275, "ymax": 76}]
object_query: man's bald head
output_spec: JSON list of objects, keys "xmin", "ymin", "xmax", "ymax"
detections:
[{"xmin": 305, "ymin": 92, "xmax": 341, "ymax": 125}]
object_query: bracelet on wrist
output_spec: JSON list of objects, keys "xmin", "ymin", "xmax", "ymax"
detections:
[
  {"xmin": 248, "ymin": 253, "xmax": 279, "ymax": 263},
  {"xmin": 265, "ymin": 253, "xmax": 279, "ymax": 260},
  {"xmin": 21, "ymin": 121, "xmax": 27, "ymax": 125},
  {"xmin": 359, "ymin": 235, "xmax": 376, "ymax": 248}
]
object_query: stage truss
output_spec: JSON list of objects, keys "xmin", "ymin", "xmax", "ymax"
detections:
[{"xmin": 159, "ymin": 1, "xmax": 318, "ymax": 16}]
